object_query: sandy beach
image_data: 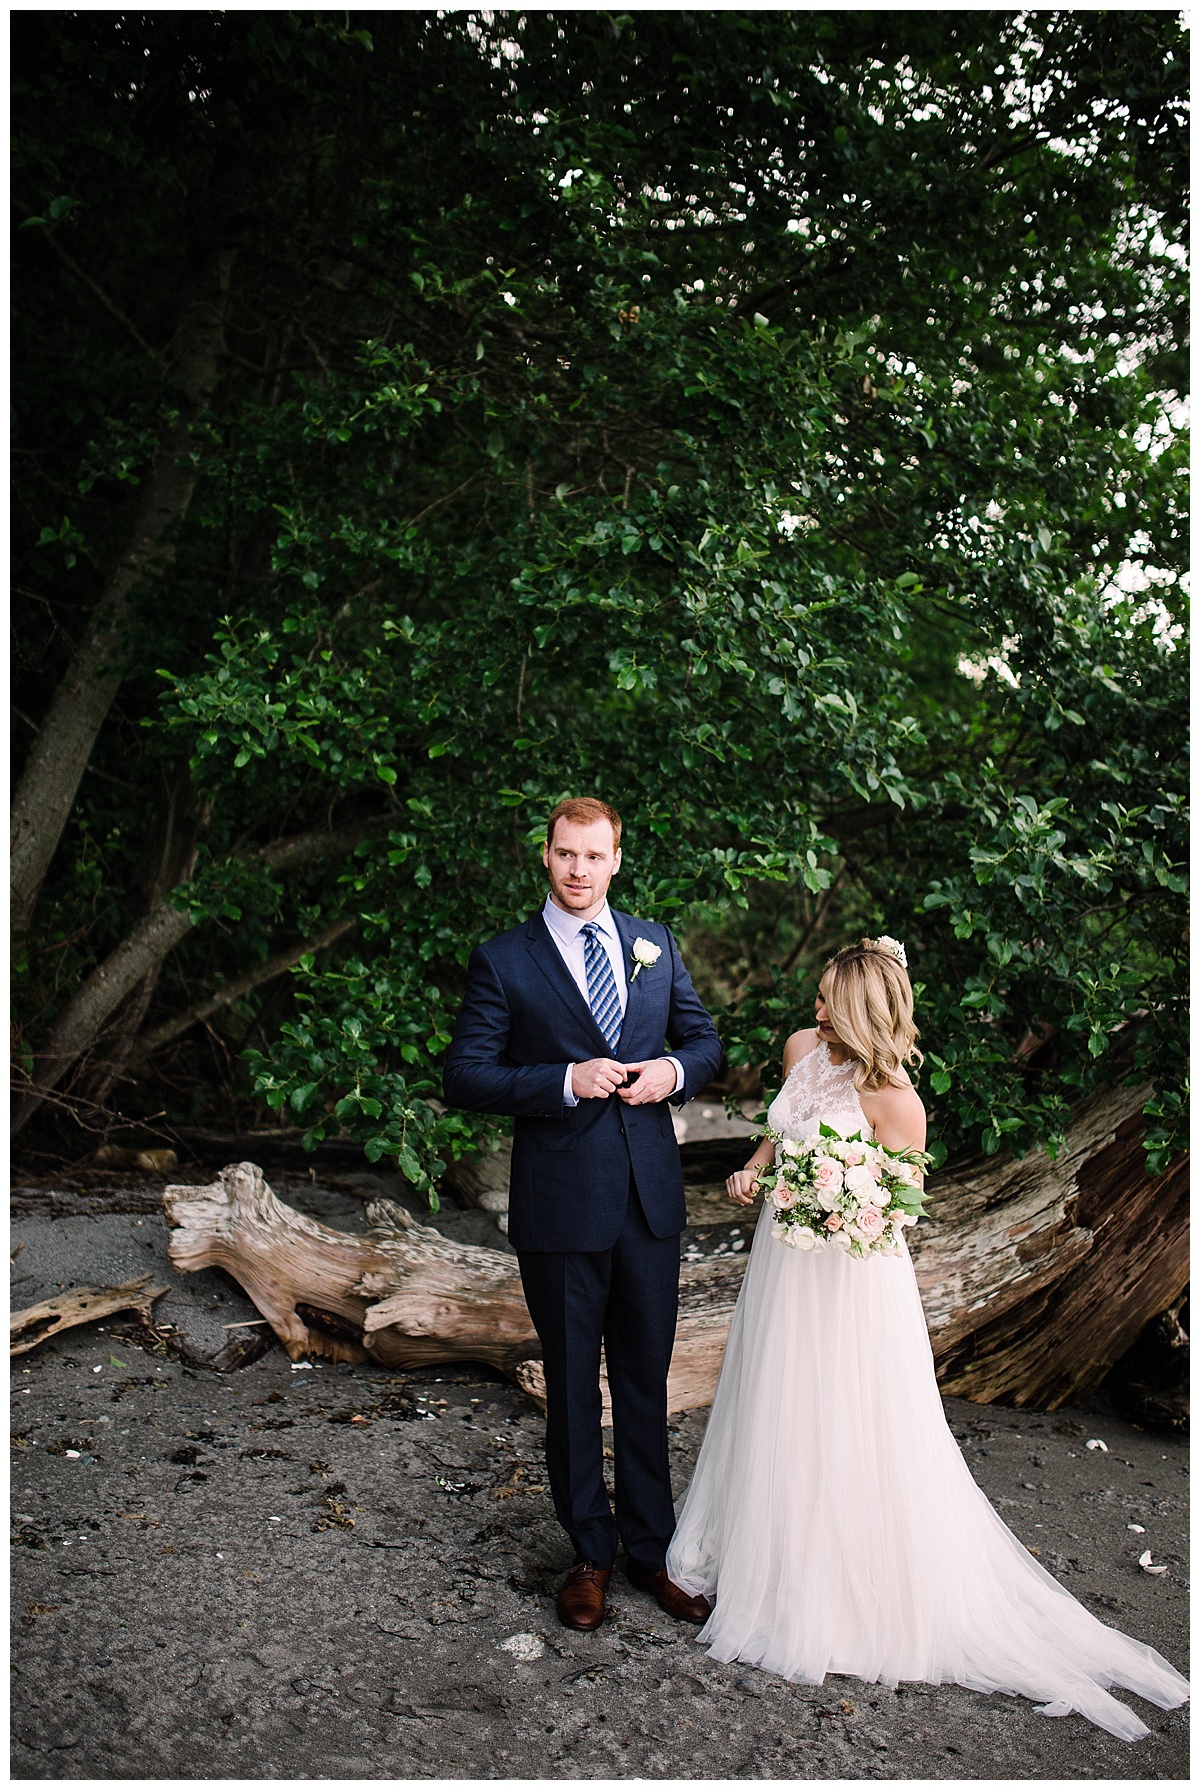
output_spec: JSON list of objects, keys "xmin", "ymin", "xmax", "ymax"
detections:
[{"xmin": 10, "ymin": 1186, "xmax": 1188, "ymax": 1781}]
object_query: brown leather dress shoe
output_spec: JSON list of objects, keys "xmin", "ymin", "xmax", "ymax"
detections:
[
  {"xmin": 625, "ymin": 1561, "xmax": 712, "ymax": 1624},
  {"xmin": 556, "ymin": 1561, "xmax": 612, "ymax": 1631}
]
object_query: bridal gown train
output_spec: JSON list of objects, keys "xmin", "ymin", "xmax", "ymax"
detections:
[{"xmin": 665, "ymin": 1043, "xmax": 1189, "ymax": 1741}]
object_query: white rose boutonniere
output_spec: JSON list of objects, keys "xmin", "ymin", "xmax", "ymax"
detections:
[{"xmin": 630, "ymin": 937, "xmax": 662, "ymax": 980}]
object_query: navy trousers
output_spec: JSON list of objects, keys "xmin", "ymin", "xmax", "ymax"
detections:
[{"xmin": 517, "ymin": 1181, "xmax": 680, "ymax": 1571}]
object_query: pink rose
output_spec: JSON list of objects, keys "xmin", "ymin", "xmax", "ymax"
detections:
[
  {"xmin": 773, "ymin": 1182, "xmax": 799, "ymax": 1211},
  {"xmin": 854, "ymin": 1205, "xmax": 887, "ymax": 1243},
  {"xmin": 843, "ymin": 1147, "xmax": 865, "ymax": 1168},
  {"xmin": 824, "ymin": 1212, "xmax": 843, "ymax": 1232},
  {"xmin": 813, "ymin": 1156, "xmax": 843, "ymax": 1209}
]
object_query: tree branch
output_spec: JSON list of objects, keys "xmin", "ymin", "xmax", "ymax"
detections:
[
  {"xmin": 134, "ymin": 916, "xmax": 358, "ymax": 1059},
  {"xmin": 31, "ymin": 222, "xmax": 163, "ymax": 362},
  {"xmin": 402, "ymin": 472, "xmax": 482, "ymax": 531},
  {"xmin": 978, "ymin": 131, "xmax": 1040, "ymax": 173},
  {"xmin": 12, "ymin": 822, "xmax": 370, "ymax": 1133}
]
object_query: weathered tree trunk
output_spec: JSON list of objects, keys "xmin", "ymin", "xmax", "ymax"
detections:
[
  {"xmin": 912, "ymin": 1082, "xmax": 1190, "ymax": 1407},
  {"xmin": 161, "ymin": 1077, "xmax": 1186, "ymax": 1413},
  {"xmin": 10, "ymin": 244, "xmax": 236, "ymax": 933},
  {"xmin": 12, "ymin": 826, "xmax": 366, "ymax": 1133}
]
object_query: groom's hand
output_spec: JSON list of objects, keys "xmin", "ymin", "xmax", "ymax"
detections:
[
  {"xmin": 617, "ymin": 1058, "xmax": 678, "ymax": 1105},
  {"xmin": 571, "ymin": 1058, "xmax": 629, "ymax": 1100}
]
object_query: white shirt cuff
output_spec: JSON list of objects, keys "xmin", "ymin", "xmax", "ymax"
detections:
[{"xmin": 565, "ymin": 1059, "xmax": 682, "ymax": 1105}]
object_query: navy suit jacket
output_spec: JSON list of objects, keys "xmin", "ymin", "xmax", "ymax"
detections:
[{"xmin": 442, "ymin": 907, "xmax": 723, "ymax": 1252}]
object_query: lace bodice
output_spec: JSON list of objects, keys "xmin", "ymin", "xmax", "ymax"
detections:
[{"xmin": 766, "ymin": 1040, "xmax": 871, "ymax": 1143}]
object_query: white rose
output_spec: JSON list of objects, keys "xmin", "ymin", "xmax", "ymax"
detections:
[
  {"xmin": 781, "ymin": 1138, "xmax": 802, "ymax": 1159},
  {"xmin": 888, "ymin": 1159, "xmax": 920, "ymax": 1188},
  {"xmin": 829, "ymin": 1229, "xmax": 853, "ymax": 1251},
  {"xmin": 843, "ymin": 1163, "xmax": 878, "ymax": 1201},
  {"xmin": 791, "ymin": 1226, "xmax": 818, "ymax": 1251},
  {"xmin": 630, "ymin": 937, "xmax": 662, "ymax": 979}
]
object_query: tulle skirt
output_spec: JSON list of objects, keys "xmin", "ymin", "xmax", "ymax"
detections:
[{"xmin": 665, "ymin": 1220, "xmax": 1189, "ymax": 1741}]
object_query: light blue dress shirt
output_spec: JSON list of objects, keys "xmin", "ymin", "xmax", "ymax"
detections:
[{"xmin": 540, "ymin": 896, "xmax": 684, "ymax": 1107}]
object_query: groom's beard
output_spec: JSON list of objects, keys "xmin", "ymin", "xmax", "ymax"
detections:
[{"xmin": 546, "ymin": 868, "xmax": 613, "ymax": 914}]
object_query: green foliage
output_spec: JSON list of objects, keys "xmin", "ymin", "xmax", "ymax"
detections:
[
  {"xmin": 242, "ymin": 951, "xmax": 472, "ymax": 1210},
  {"xmin": 12, "ymin": 12, "xmax": 1187, "ymax": 1182}
]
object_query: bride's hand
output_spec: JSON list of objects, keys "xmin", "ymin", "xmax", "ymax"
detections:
[{"xmin": 726, "ymin": 1168, "xmax": 760, "ymax": 1206}]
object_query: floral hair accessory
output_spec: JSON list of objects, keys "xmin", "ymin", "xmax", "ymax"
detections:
[{"xmin": 872, "ymin": 935, "xmax": 908, "ymax": 968}]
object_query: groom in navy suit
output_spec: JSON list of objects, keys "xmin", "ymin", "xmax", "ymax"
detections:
[{"xmin": 443, "ymin": 797, "xmax": 722, "ymax": 1631}]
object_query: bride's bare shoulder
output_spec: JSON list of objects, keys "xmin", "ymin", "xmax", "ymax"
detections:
[
  {"xmin": 782, "ymin": 1028, "xmax": 820, "ymax": 1073},
  {"xmin": 860, "ymin": 1077, "xmax": 927, "ymax": 1152}
]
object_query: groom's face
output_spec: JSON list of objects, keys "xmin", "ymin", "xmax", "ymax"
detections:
[{"xmin": 543, "ymin": 818, "xmax": 622, "ymax": 919}]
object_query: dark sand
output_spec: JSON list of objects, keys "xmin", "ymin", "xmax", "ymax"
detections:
[{"xmin": 9, "ymin": 1188, "xmax": 1189, "ymax": 1781}]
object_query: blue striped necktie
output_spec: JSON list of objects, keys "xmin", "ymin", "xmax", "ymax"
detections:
[{"xmin": 581, "ymin": 922, "xmax": 622, "ymax": 1052}]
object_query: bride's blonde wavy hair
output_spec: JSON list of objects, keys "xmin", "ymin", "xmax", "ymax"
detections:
[{"xmin": 822, "ymin": 940, "xmax": 922, "ymax": 1094}]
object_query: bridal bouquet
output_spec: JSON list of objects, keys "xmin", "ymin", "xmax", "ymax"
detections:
[{"xmin": 754, "ymin": 1125, "xmax": 931, "ymax": 1260}]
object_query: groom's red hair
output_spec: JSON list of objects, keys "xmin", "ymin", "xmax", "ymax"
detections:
[{"xmin": 546, "ymin": 797, "xmax": 622, "ymax": 848}]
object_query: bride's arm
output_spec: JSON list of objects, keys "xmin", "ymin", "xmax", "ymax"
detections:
[
  {"xmin": 726, "ymin": 1135, "xmax": 775, "ymax": 1205},
  {"xmin": 726, "ymin": 1028, "xmax": 816, "ymax": 1206}
]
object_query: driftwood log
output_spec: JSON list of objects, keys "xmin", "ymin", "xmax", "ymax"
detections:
[
  {"xmin": 10, "ymin": 1275, "xmax": 169, "ymax": 1357},
  {"xmin": 163, "ymin": 1078, "xmax": 1187, "ymax": 1413},
  {"xmin": 163, "ymin": 1167, "xmax": 745, "ymax": 1417},
  {"xmin": 164, "ymin": 1171, "xmax": 532, "ymax": 1371},
  {"xmin": 911, "ymin": 1081, "xmax": 1189, "ymax": 1405}
]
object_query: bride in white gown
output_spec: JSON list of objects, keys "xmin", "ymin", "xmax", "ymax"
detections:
[{"xmin": 666, "ymin": 938, "xmax": 1189, "ymax": 1742}]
